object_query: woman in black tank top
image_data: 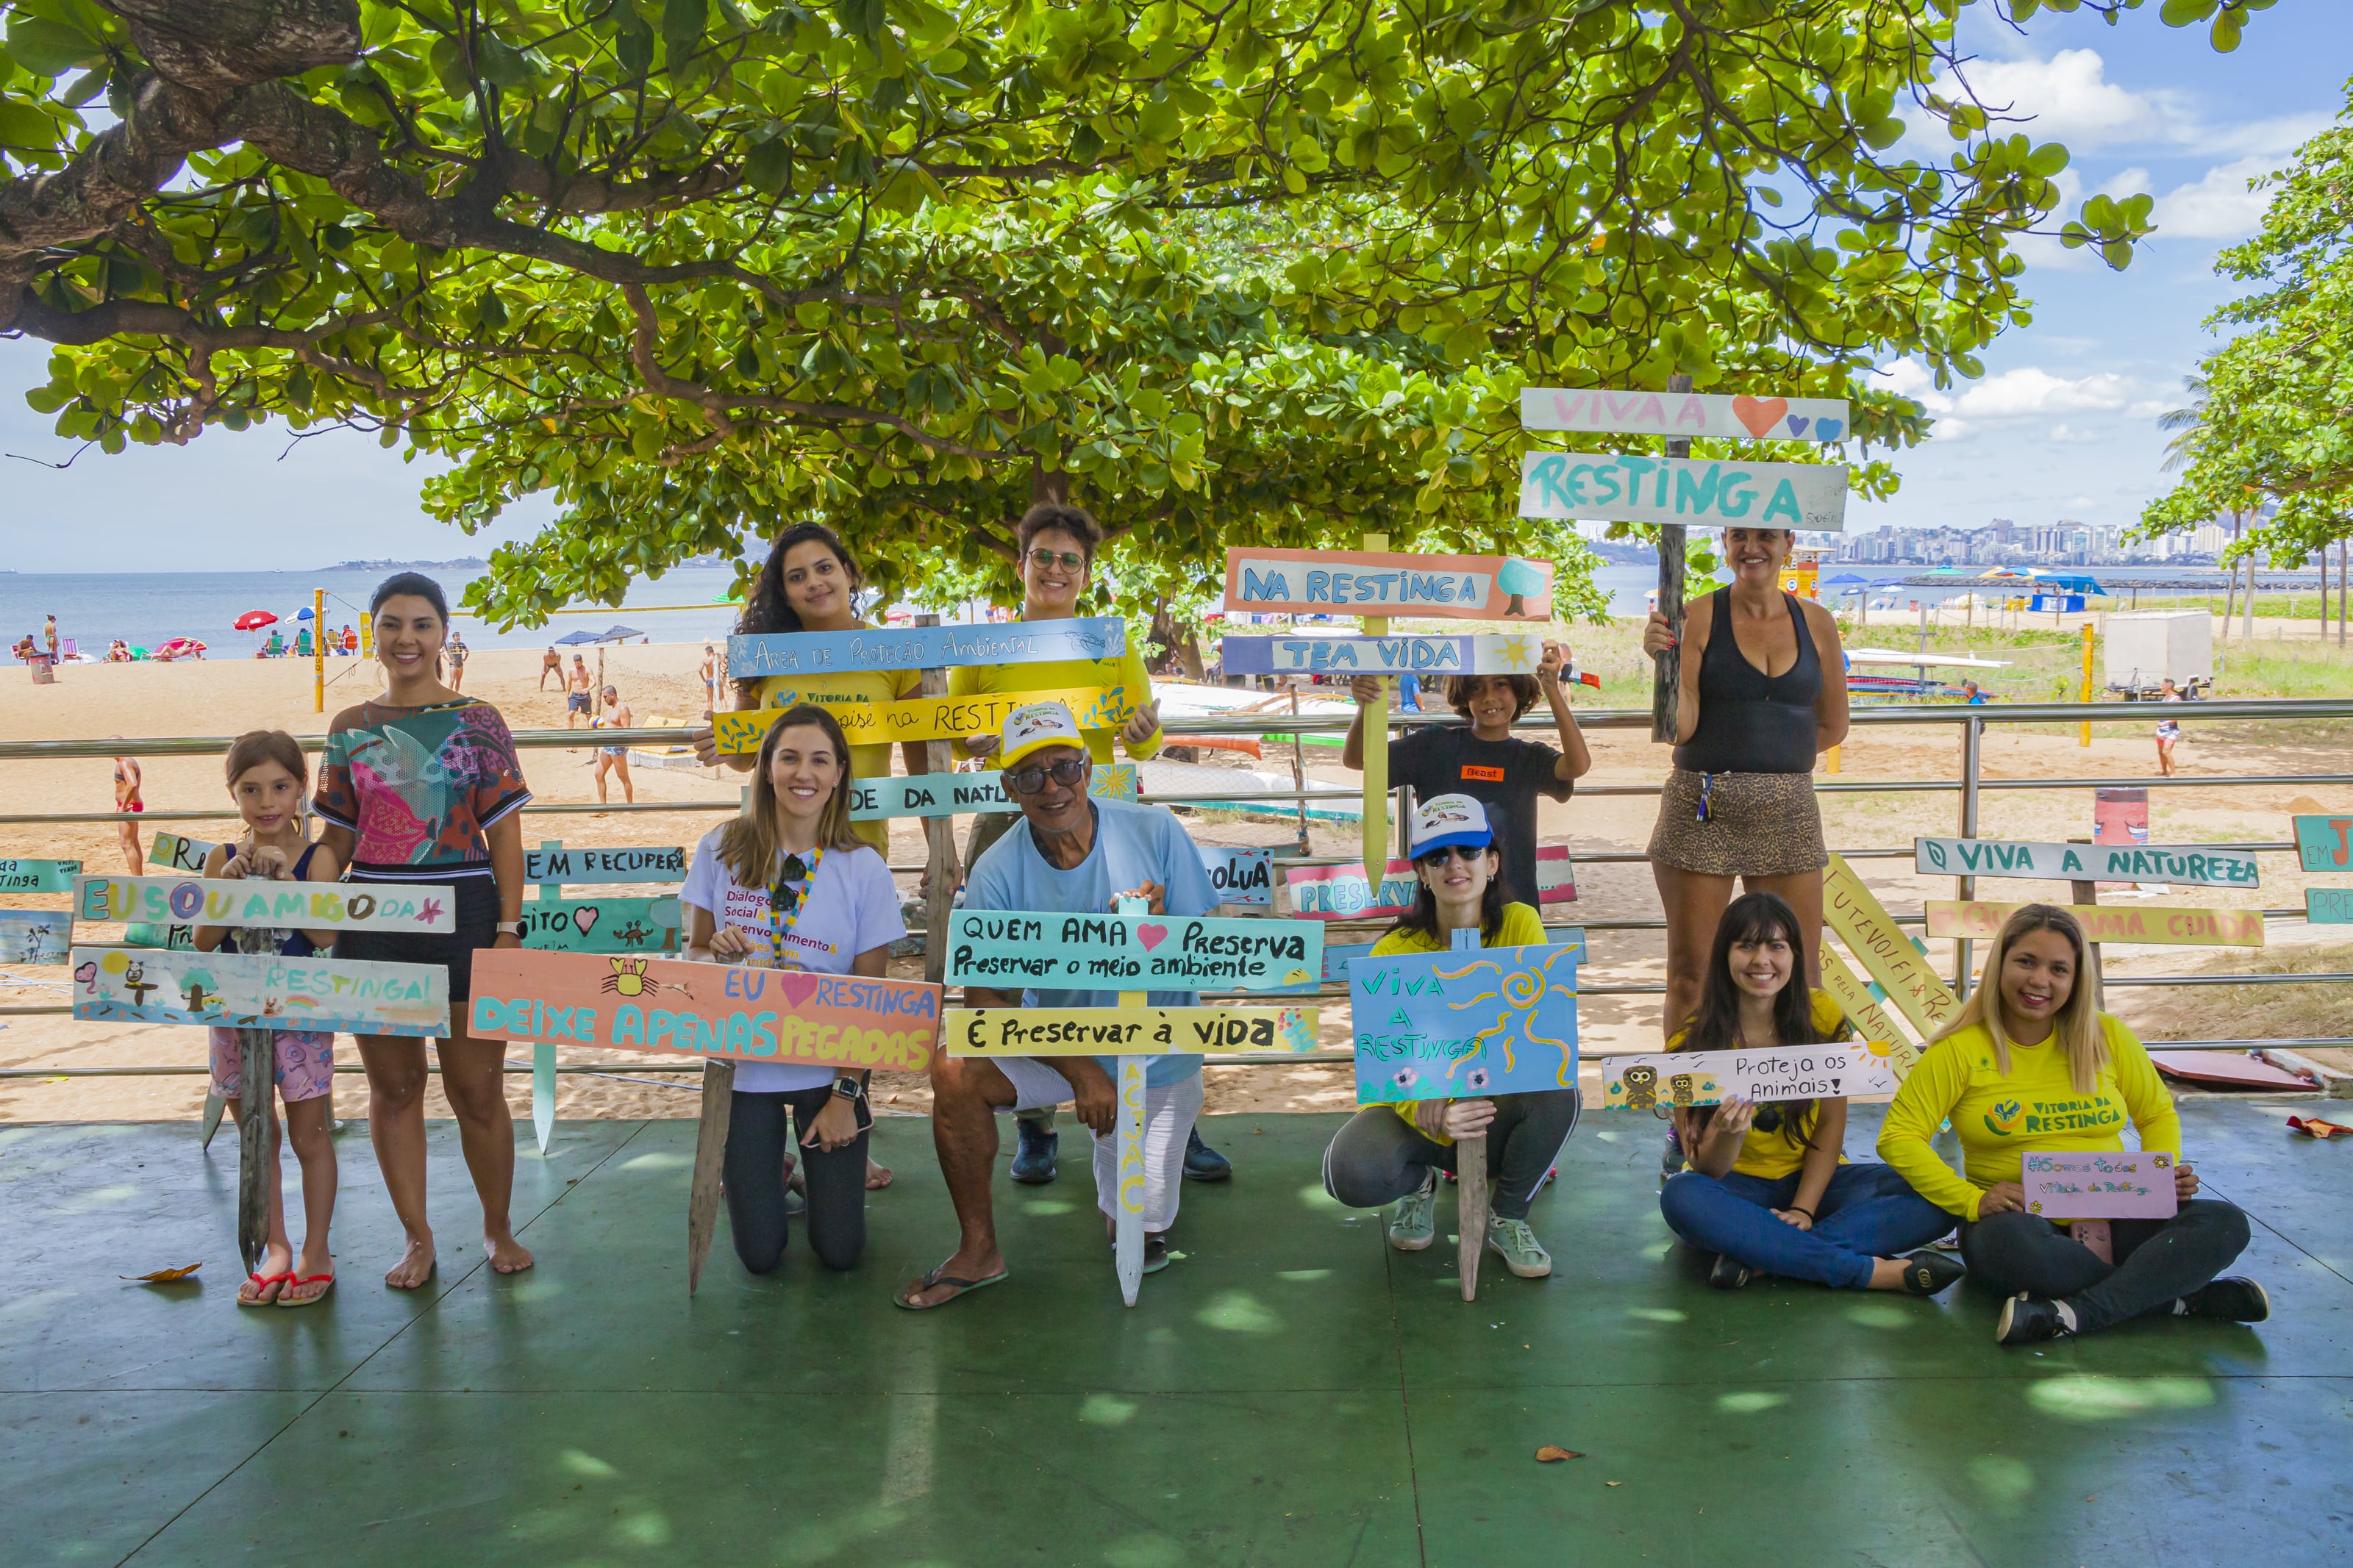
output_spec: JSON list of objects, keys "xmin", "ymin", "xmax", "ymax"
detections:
[{"xmin": 1641, "ymin": 528, "xmax": 1850, "ymax": 1040}]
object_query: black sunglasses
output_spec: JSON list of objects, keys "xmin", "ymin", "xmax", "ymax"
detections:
[
  {"xmin": 771, "ymin": 853, "xmax": 814, "ymax": 911},
  {"xmin": 1007, "ymin": 758, "xmax": 1088, "ymax": 795},
  {"xmin": 1416, "ymin": 843, "xmax": 1488, "ymax": 867}
]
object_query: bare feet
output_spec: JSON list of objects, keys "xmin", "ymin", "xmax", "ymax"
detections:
[
  {"xmin": 865, "ymin": 1159, "xmax": 893, "ymax": 1191},
  {"xmin": 486, "ymin": 1233, "xmax": 535, "ymax": 1274},
  {"xmin": 385, "ymin": 1236, "xmax": 437, "ymax": 1290}
]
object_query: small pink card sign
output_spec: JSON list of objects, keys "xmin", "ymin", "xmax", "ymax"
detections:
[
  {"xmin": 467, "ymin": 948, "xmax": 942, "ymax": 1073},
  {"xmin": 2021, "ymin": 1150, "xmax": 2179, "ymax": 1220}
]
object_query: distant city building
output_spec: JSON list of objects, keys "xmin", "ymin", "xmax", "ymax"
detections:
[{"xmin": 1818, "ymin": 514, "xmax": 2254, "ymax": 568}]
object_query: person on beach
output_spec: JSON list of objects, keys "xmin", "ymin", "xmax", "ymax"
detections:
[
  {"xmin": 1877, "ymin": 903, "xmax": 2266, "ymax": 1345},
  {"xmin": 2154, "ymin": 679, "xmax": 2185, "ymax": 776},
  {"xmin": 1320, "ymin": 795, "xmax": 1581, "ymax": 1279},
  {"xmin": 342, "ymin": 625, "xmax": 358, "ymax": 656},
  {"xmin": 593, "ymin": 685, "xmax": 635, "ymax": 805},
  {"xmin": 1655, "ymin": 892, "xmax": 1960, "ymax": 1295},
  {"xmin": 896, "ymin": 701, "xmax": 1220, "ymax": 1309},
  {"xmin": 566, "ymin": 654, "xmax": 593, "ymax": 726},
  {"xmin": 1339, "ymin": 643, "xmax": 1591, "ymax": 909},
  {"xmin": 445, "ymin": 631, "xmax": 468, "ymax": 692},
  {"xmin": 190, "ymin": 731, "xmax": 346, "ymax": 1308},
  {"xmin": 44, "ymin": 613, "xmax": 57, "ymax": 656},
  {"xmin": 540, "ymin": 646, "xmax": 561, "ymax": 690},
  {"xmin": 314, "ymin": 572, "xmax": 536, "ymax": 1289},
  {"xmin": 682, "ymin": 704, "xmax": 903, "ymax": 1275},
  {"xmin": 947, "ymin": 503, "xmax": 1190, "ymax": 1185},
  {"xmin": 1642, "ymin": 526, "xmax": 1850, "ymax": 1037},
  {"xmin": 111, "ymin": 745, "xmax": 144, "ymax": 875},
  {"xmin": 699, "ymin": 642, "xmax": 721, "ymax": 710}
]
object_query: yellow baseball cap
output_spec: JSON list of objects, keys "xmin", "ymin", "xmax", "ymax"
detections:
[{"xmin": 999, "ymin": 701, "xmax": 1087, "ymax": 770}]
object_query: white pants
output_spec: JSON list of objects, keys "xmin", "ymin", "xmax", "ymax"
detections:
[{"xmin": 993, "ymin": 1059, "xmax": 1204, "ymax": 1233}]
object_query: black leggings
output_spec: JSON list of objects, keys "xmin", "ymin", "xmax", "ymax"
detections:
[
  {"xmin": 1322, "ymin": 1089, "xmax": 1580, "ymax": 1221},
  {"xmin": 724, "ymin": 1087, "xmax": 871, "ymax": 1274},
  {"xmin": 1960, "ymin": 1200, "xmax": 2251, "ymax": 1333}
]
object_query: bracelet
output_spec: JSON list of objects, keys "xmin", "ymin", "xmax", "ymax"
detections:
[{"xmin": 1788, "ymin": 1206, "xmax": 1815, "ymax": 1220}]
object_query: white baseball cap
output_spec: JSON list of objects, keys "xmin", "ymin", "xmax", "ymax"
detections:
[
  {"xmin": 1409, "ymin": 792, "xmax": 1493, "ymax": 857},
  {"xmin": 999, "ymin": 701, "xmax": 1087, "ymax": 769}
]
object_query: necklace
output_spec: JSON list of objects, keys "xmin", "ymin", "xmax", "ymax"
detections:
[{"xmin": 767, "ymin": 845, "xmax": 823, "ymax": 967}]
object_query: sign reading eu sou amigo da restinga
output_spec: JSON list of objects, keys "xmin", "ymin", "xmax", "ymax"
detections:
[{"xmin": 77, "ymin": 875, "xmax": 457, "ymax": 934}]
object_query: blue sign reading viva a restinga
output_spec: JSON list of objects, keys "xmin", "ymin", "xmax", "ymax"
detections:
[{"xmin": 729, "ymin": 617, "xmax": 1126, "ymax": 679}]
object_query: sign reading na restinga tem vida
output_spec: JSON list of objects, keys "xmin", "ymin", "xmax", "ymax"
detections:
[
  {"xmin": 1516, "ymin": 452, "xmax": 1849, "ymax": 532},
  {"xmin": 1221, "ymin": 547, "xmax": 1554, "ymax": 621}
]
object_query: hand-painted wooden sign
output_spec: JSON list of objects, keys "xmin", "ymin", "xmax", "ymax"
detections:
[
  {"xmin": 1285, "ymin": 846, "xmax": 1577, "ymax": 920},
  {"xmin": 851, "ymin": 763, "xmax": 1137, "ymax": 820},
  {"xmin": 2293, "ymin": 815, "xmax": 2352, "ymax": 873},
  {"xmin": 76, "ymin": 875, "xmax": 457, "ymax": 934},
  {"xmin": 1351, "ymin": 939, "xmax": 1580, "ymax": 1103},
  {"xmin": 1268, "ymin": 926, "xmax": 1590, "ymax": 995},
  {"xmin": 0, "ymin": 857, "xmax": 79, "ymax": 893},
  {"xmin": 125, "ymin": 833, "xmax": 214, "ymax": 951},
  {"xmin": 70, "ymin": 945, "xmax": 450, "ymax": 1036},
  {"xmin": 521, "ymin": 896, "xmax": 681, "ymax": 953},
  {"xmin": 1221, "ymin": 548, "xmax": 1554, "ymax": 622},
  {"xmin": 1218, "ymin": 633, "xmax": 1549, "ymax": 678},
  {"xmin": 1518, "ymin": 453, "xmax": 1849, "ymax": 532},
  {"xmin": 1915, "ymin": 836, "xmax": 2260, "ymax": 889},
  {"xmin": 729, "ymin": 617, "xmax": 1124, "ymax": 679},
  {"xmin": 1817, "ymin": 946, "xmax": 1921, "ymax": 1073},
  {"xmin": 1824, "ymin": 854, "xmax": 1959, "ymax": 1037},
  {"xmin": 2308, "ymin": 888, "xmax": 2353, "ymax": 925},
  {"xmin": 943, "ymin": 1005, "xmax": 1320, "ymax": 1056},
  {"xmin": 1926, "ymin": 901, "xmax": 2264, "ymax": 948},
  {"xmin": 1520, "ymin": 387, "xmax": 1850, "ymax": 443},
  {"xmin": 0, "ymin": 910, "xmax": 71, "ymax": 963},
  {"xmin": 1199, "ymin": 845, "xmax": 1275, "ymax": 907},
  {"xmin": 1600, "ymin": 1045, "xmax": 1902, "ymax": 1110},
  {"xmin": 2023, "ymin": 1150, "xmax": 2178, "ymax": 1220},
  {"xmin": 946, "ymin": 911, "xmax": 1322, "ymax": 991},
  {"xmin": 715, "ymin": 685, "xmax": 1135, "ymax": 754},
  {"xmin": 467, "ymin": 949, "xmax": 941, "ymax": 1071},
  {"xmin": 523, "ymin": 845, "xmax": 688, "ymax": 884}
]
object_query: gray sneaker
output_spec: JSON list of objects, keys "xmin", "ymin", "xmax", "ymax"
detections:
[
  {"xmin": 1486, "ymin": 1217, "xmax": 1553, "ymax": 1278},
  {"xmin": 1388, "ymin": 1173, "xmax": 1437, "ymax": 1251}
]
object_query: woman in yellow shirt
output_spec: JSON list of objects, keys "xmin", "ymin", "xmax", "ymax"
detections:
[
  {"xmin": 1320, "ymin": 796, "xmax": 1581, "ymax": 1280},
  {"xmin": 1660, "ymin": 892, "xmax": 1960, "ymax": 1295},
  {"xmin": 1878, "ymin": 903, "xmax": 2263, "ymax": 1345}
]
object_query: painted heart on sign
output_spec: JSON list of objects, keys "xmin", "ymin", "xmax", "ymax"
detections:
[
  {"xmin": 1815, "ymin": 417, "xmax": 1844, "ymax": 442},
  {"xmin": 1137, "ymin": 923, "xmax": 1170, "ymax": 952},
  {"xmin": 777, "ymin": 970, "xmax": 820, "ymax": 1009},
  {"xmin": 571, "ymin": 905, "xmax": 601, "ymax": 937},
  {"xmin": 1783, "ymin": 415, "xmax": 1810, "ymax": 438},
  {"xmin": 1732, "ymin": 395, "xmax": 1788, "ymax": 438}
]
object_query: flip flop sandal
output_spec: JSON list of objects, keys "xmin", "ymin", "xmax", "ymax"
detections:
[
  {"xmin": 276, "ymin": 1273, "xmax": 335, "ymax": 1309},
  {"xmin": 239, "ymin": 1271, "xmax": 293, "ymax": 1307},
  {"xmin": 893, "ymin": 1262, "xmax": 1009, "ymax": 1311}
]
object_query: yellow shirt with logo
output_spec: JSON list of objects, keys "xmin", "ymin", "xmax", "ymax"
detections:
[
  {"xmin": 749, "ymin": 670, "xmax": 921, "ymax": 856},
  {"xmin": 1667, "ymin": 989, "xmax": 1850, "ymax": 1181},
  {"xmin": 1875, "ymin": 1013, "xmax": 2179, "ymax": 1222},
  {"xmin": 947, "ymin": 642, "xmax": 1162, "ymax": 767},
  {"xmin": 1368, "ymin": 903, "xmax": 1550, "ymax": 1145}
]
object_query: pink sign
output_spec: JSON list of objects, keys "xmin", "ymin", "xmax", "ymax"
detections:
[
  {"xmin": 2021, "ymin": 1150, "xmax": 2179, "ymax": 1220},
  {"xmin": 1285, "ymin": 845, "xmax": 1577, "ymax": 920}
]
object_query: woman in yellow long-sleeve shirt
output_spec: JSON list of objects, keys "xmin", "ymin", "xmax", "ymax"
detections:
[{"xmin": 1878, "ymin": 903, "xmax": 2265, "ymax": 1345}]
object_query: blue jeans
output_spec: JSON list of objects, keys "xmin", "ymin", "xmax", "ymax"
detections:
[{"xmin": 1660, "ymin": 1162, "xmax": 1952, "ymax": 1289}]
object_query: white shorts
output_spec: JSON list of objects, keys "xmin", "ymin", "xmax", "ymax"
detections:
[{"xmin": 992, "ymin": 1059, "xmax": 1204, "ymax": 1233}]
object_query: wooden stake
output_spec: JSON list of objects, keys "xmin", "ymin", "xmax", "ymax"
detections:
[
  {"xmin": 531, "ymin": 839, "xmax": 564, "ymax": 1154},
  {"xmin": 201, "ymin": 1089, "xmax": 226, "ymax": 1151},
  {"xmin": 1651, "ymin": 373, "xmax": 1695, "ymax": 743},
  {"xmin": 913, "ymin": 619, "xmax": 956, "ymax": 984},
  {"xmin": 2068, "ymin": 836, "xmax": 2105, "ymax": 990},
  {"xmin": 1359, "ymin": 531, "xmax": 1390, "ymax": 890},
  {"xmin": 1449, "ymin": 926, "xmax": 1486, "ymax": 1302},
  {"xmin": 686, "ymin": 1057, "xmax": 735, "ymax": 1294},
  {"xmin": 235, "ymin": 1025, "xmax": 271, "ymax": 1274},
  {"xmin": 1114, "ymin": 895, "xmax": 1149, "ymax": 1306}
]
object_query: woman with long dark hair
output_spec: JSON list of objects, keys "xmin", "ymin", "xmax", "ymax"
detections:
[
  {"xmin": 1879, "ymin": 903, "xmax": 2264, "ymax": 1345},
  {"xmin": 1658, "ymin": 892, "xmax": 1957, "ymax": 1293},
  {"xmin": 314, "ymin": 573, "xmax": 534, "ymax": 1289},
  {"xmin": 1320, "ymin": 795, "xmax": 1580, "ymax": 1280}
]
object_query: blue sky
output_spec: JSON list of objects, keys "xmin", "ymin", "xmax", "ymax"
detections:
[{"xmin": 1, "ymin": 5, "xmax": 2346, "ymax": 570}]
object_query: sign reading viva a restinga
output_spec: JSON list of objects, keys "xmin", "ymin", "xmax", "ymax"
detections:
[
  {"xmin": 729, "ymin": 617, "xmax": 1125, "ymax": 679},
  {"xmin": 1518, "ymin": 452, "xmax": 1849, "ymax": 532},
  {"xmin": 946, "ymin": 910, "xmax": 1323, "ymax": 990},
  {"xmin": 1519, "ymin": 387, "xmax": 1851, "ymax": 443},
  {"xmin": 1222, "ymin": 547, "xmax": 1553, "ymax": 620}
]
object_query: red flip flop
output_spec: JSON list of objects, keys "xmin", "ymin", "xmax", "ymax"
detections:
[
  {"xmin": 276, "ymin": 1273, "xmax": 335, "ymax": 1309},
  {"xmin": 238, "ymin": 1271, "xmax": 293, "ymax": 1307}
]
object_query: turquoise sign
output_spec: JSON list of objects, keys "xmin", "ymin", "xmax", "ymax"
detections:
[
  {"xmin": 946, "ymin": 910, "xmax": 1324, "ymax": 992},
  {"xmin": 0, "ymin": 858, "xmax": 79, "ymax": 894},
  {"xmin": 1351, "ymin": 937, "xmax": 1581, "ymax": 1103},
  {"xmin": 2294, "ymin": 814, "xmax": 2352, "ymax": 874},
  {"xmin": 730, "ymin": 617, "xmax": 1125, "ymax": 679},
  {"xmin": 521, "ymin": 896, "xmax": 681, "ymax": 953}
]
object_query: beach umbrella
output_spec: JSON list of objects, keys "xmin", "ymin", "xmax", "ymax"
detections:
[
  {"xmin": 234, "ymin": 610, "xmax": 277, "ymax": 631},
  {"xmin": 596, "ymin": 625, "xmax": 644, "ymax": 642},
  {"xmin": 554, "ymin": 629, "xmax": 601, "ymax": 645}
]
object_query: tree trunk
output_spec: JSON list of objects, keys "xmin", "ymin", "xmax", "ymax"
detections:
[{"xmin": 1147, "ymin": 601, "xmax": 1205, "ymax": 681}]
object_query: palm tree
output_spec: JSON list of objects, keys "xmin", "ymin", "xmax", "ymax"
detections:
[{"xmin": 2157, "ymin": 374, "xmax": 2209, "ymax": 473}]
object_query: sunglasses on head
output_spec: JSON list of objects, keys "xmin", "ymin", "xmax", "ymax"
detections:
[
  {"xmin": 1416, "ymin": 842, "xmax": 1488, "ymax": 867},
  {"xmin": 1026, "ymin": 548, "xmax": 1087, "ymax": 570},
  {"xmin": 1007, "ymin": 757, "xmax": 1088, "ymax": 795}
]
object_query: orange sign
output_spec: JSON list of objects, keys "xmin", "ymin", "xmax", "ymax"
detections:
[{"xmin": 1924, "ymin": 901, "xmax": 2263, "ymax": 948}]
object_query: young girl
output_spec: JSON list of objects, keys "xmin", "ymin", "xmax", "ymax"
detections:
[
  {"xmin": 682, "ymin": 704, "xmax": 906, "ymax": 1276},
  {"xmin": 1657, "ymin": 892, "xmax": 1959, "ymax": 1295},
  {"xmin": 1320, "ymin": 795, "xmax": 1581, "ymax": 1280},
  {"xmin": 1879, "ymin": 903, "xmax": 2265, "ymax": 1345},
  {"xmin": 315, "ymin": 573, "xmax": 535, "ymax": 1289},
  {"xmin": 191, "ymin": 731, "xmax": 345, "ymax": 1307}
]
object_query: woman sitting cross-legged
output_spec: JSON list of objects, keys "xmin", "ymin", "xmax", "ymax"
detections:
[
  {"xmin": 1877, "ymin": 902, "xmax": 2266, "ymax": 1345},
  {"xmin": 1658, "ymin": 892, "xmax": 1962, "ymax": 1295},
  {"xmin": 1320, "ymin": 795, "xmax": 1581, "ymax": 1280}
]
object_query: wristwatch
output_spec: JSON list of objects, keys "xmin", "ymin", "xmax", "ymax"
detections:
[
  {"xmin": 830, "ymin": 1075, "xmax": 863, "ymax": 1102},
  {"xmin": 496, "ymin": 920, "xmax": 524, "ymax": 937}
]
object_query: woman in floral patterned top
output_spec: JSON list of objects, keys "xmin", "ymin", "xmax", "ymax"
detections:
[{"xmin": 315, "ymin": 573, "xmax": 535, "ymax": 1289}]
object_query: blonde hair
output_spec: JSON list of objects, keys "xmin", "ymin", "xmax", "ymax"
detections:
[
  {"xmin": 715, "ymin": 704, "xmax": 867, "ymax": 885},
  {"xmin": 1926, "ymin": 903, "xmax": 2110, "ymax": 1092}
]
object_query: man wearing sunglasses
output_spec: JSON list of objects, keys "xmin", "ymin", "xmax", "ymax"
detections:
[{"xmin": 896, "ymin": 702, "xmax": 1224, "ymax": 1310}]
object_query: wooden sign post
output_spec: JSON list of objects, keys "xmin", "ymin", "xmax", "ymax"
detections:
[
  {"xmin": 1657, "ymin": 373, "xmax": 1694, "ymax": 742},
  {"xmin": 1822, "ymin": 854, "xmax": 1960, "ymax": 1039},
  {"xmin": 1357, "ymin": 531, "xmax": 1393, "ymax": 894}
]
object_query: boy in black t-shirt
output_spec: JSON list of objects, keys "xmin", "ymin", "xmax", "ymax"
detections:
[{"xmin": 1341, "ymin": 642, "xmax": 1592, "ymax": 907}]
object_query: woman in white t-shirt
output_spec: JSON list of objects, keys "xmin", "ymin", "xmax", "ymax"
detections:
[{"xmin": 682, "ymin": 704, "xmax": 906, "ymax": 1275}]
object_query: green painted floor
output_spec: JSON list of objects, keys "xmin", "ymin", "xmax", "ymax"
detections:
[{"xmin": 4, "ymin": 1102, "xmax": 2350, "ymax": 1566}]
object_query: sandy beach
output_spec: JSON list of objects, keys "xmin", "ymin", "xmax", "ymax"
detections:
[{"xmin": 4, "ymin": 637, "xmax": 2348, "ymax": 1123}]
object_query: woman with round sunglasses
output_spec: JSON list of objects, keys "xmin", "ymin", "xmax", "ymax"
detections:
[
  {"xmin": 1657, "ymin": 891, "xmax": 1960, "ymax": 1295},
  {"xmin": 1320, "ymin": 795, "xmax": 1581, "ymax": 1280},
  {"xmin": 681, "ymin": 704, "xmax": 905, "ymax": 1276}
]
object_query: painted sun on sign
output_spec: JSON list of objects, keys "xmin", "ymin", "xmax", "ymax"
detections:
[{"xmin": 1351, "ymin": 939, "xmax": 1581, "ymax": 1103}]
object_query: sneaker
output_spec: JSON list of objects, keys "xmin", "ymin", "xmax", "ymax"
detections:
[
  {"xmin": 1486, "ymin": 1217, "xmax": 1553, "ymax": 1278},
  {"xmin": 2181, "ymin": 1276, "xmax": 2270, "ymax": 1323},
  {"xmin": 1010, "ymin": 1119, "xmax": 1058, "ymax": 1185},
  {"xmin": 1143, "ymin": 1233, "xmax": 1170, "ymax": 1275},
  {"xmin": 1996, "ymin": 1293, "xmax": 2074, "ymax": 1347},
  {"xmin": 1388, "ymin": 1173, "xmax": 1437, "ymax": 1251},
  {"xmin": 1182, "ymin": 1128, "xmax": 1233, "ymax": 1183},
  {"xmin": 1707, "ymin": 1253, "xmax": 1752, "ymax": 1291}
]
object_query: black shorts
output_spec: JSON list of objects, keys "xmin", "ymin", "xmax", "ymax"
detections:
[{"xmin": 337, "ymin": 869, "xmax": 500, "ymax": 1004}]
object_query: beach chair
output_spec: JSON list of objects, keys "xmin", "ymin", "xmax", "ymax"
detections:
[{"xmin": 60, "ymin": 638, "xmax": 77, "ymax": 659}]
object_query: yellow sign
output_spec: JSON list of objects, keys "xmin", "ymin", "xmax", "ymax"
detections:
[
  {"xmin": 1823, "ymin": 853, "xmax": 1960, "ymax": 1038},
  {"xmin": 1926, "ymin": 901, "xmax": 2264, "ymax": 948},
  {"xmin": 943, "ymin": 1006, "xmax": 1319, "ymax": 1057},
  {"xmin": 1817, "ymin": 945, "xmax": 1920, "ymax": 1080},
  {"xmin": 715, "ymin": 685, "xmax": 1134, "ymax": 753},
  {"xmin": 1778, "ymin": 561, "xmax": 1820, "ymax": 601}
]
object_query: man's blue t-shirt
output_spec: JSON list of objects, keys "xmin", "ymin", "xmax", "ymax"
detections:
[{"xmin": 964, "ymin": 796, "xmax": 1221, "ymax": 1087}]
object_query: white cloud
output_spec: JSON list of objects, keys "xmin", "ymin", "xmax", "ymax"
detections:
[
  {"xmin": 2044, "ymin": 423, "xmax": 2104, "ymax": 444},
  {"xmin": 2151, "ymin": 156, "xmax": 2281, "ymax": 240},
  {"xmin": 1920, "ymin": 49, "xmax": 2327, "ymax": 160},
  {"xmin": 1877, "ymin": 360, "xmax": 2142, "ymax": 421}
]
